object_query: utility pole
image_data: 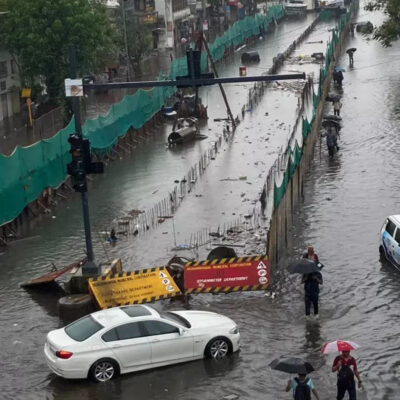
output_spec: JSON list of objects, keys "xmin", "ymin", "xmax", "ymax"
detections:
[
  {"xmin": 200, "ymin": 34, "xmax": 236, "ymax": 127},
  {"xmin": 121, "ymin": 0, "xmax": 130, "ymax": 81},
  {"xmin": 68, "ymin": 45, "xmax": 103, "ymax": 275}
]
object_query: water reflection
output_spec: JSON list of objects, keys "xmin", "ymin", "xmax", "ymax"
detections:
[
  {"xmin": 304, "ymin": 320, "xmax": 322, "ymax": 352},
  {"xmin": 48, "ymin": 354, "xmax": 240, "ymax": 400},
  {"xmin": 24, "ymin": 286, "xmax": 63, "ymax": 318}
]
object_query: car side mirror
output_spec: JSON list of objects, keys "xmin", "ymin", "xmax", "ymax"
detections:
[{"xmin": 179, "ymin": 327, "xmax": 186, "ymax": 335}]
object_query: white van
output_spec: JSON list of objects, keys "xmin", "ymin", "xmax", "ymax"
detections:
[{"xmin": 380, "ymin": 215, "xmax": 400, "ymax": 270}]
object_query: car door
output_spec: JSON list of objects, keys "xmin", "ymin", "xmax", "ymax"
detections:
[
  {"xmin": 392, "ymin": 229, "xmax": 400, "ymax": 267},
  {"xmin": 141, "ymin": 320, "xmax": 194, "ymax": 365},
  {"xmin": 382, "ymin": 219, "xmax": 397, "ymax": 262},
  {"xmin": 102, "ymin": 322, "xmax": 151, "ymax": 370}
]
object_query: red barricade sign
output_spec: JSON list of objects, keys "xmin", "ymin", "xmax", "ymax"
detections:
[{"xmin": 184, "ymin": 256, "xmax": 269, "ymax": 293}]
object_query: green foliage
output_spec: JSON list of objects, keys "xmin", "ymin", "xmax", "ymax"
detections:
[
  {"xmin": 116, "ymin": 11, "xmax": 152, "ymax": 69},
  {"xmin": 0, "ymin": 0, "xmax": 115, "ymax": 102},
  {"xmin": 127, "ymin": 21, "xmax": 152, "ymax": 68},
  {"xmin": 209, "ymin": 0, "xmax": 222, "ymax": 7},
  {"xmin": 365, "ymin": 0, "xmax": 400, "ymax": 46}
]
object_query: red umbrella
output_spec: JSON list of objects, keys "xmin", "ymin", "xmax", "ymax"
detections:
[{"xmin": 321, "ymin": 340, "xmax": 360, "ymax": 354}]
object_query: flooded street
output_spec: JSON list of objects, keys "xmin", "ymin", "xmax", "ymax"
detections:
[{"xmin": 1, "ymin": 8, "xmax": 400, "ymax": 400}]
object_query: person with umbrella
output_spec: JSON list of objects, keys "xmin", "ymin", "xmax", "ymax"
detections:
[
  {"xmin": 269, "ymin": 357, "xmax": 320, "ymax": 400},
  {"xmin": 322, "ymin": 123, "xmax": 340, "ymax": 157},
  {"xmin": 287, "ymin": 255, "xmax": 323, "ymax": 319},
  {"xmin": 333, "ymin": 67, "xmax": 344, "ymax": 88},
  {"xmin": 302, "ymin": 269, "xmax": 323, "ymax": 319},
  {"xmin": 303, "ymin": 246, "xmax": 319, "ymax": 263},
  {"xmin": 285, "ymin": 373, "xmax": 320, "ymax": 400},
  {"xmin": 346, "ymin": 48, "xmax": 356, "ymax": 67},
  {"xmin": 333, "ymin": 99, "xmax": 342, "ymax": 116},
  {"xmin": 322, "ymin": 340, "xmax": 362, "ymax": 400}
]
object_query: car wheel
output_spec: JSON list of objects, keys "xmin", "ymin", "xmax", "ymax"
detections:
[
  {"xmin": 89, "ymin": 358, "xmax": 119, "ymax": 383},
  {"xmin": 205, "ymin": 337, "xmax": 231, "ymax": 359}
]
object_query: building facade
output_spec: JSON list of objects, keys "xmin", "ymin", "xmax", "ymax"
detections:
[
  {"xmin": 155, "ymin": 0, "xmax": 192, "ymax": 50},
  {"xmin": 0, "ymin": 49, "xmax": 20, "ymax": 122}
]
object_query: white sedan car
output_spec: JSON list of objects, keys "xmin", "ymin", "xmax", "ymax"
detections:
[{"xmin": 44, "ymin": 304, "xmax": 240, "ymax": 382}]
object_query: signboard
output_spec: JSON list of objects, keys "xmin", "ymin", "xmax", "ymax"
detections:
[
  {"xmin": 89, "ymin": 267, "xmax": 181, "ymax": 309},
  {"xmin": 21, "ymin": 88, "xmax": 31, "ymax": 98},
  {"xmin": 184, "ymin": 256, "xmax": 269, "ymax": 293},
  {"xmin": 65, "ymin": 78, "xmax": 83, "ymax": 97},
  {"xmin": 143, "ymin": 12, "xmax": 157, "ymax": 24}
]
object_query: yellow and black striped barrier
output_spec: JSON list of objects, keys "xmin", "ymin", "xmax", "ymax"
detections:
[
  {"xmin": 89, "ymin": 266, "xmax": 181, "ymax": 309},
  {"xmin": 186, "ymin": 284, "xmax": 269, "ymax": 294},
  {"xmin": 184, "ymin": 255, "xmax": 269, "ymax": 294}
]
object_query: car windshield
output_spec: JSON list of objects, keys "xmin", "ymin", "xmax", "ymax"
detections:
[
  {"xmin": 65, "ymin": 315, "xmax": 103, "ymax": 342},
  {"xmin": 160, "ymin": 312, "xmax": 191, "ymax": 328}
]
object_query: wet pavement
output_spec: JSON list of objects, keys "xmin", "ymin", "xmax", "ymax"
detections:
[{"xmin": 1, "ymin": 8, "xmax": 400, "ymax": 400}]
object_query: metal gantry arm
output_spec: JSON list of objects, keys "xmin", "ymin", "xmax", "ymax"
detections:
[{"xmin": 83, "ymin": 73, "xmax": 306, "ymax": 92}]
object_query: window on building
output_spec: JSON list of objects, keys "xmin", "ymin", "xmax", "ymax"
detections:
[
  {"xmin": 172, "ymin": 0, "xmax": 187, "ymax": 12},
  {"xmin": 10, "ymin": 59, "xmax": 17, "ymax": 74},
  {"xmin": 0, "ymin": 61, "xmax": 7, "ymax": 78},
  {"xmin": 0, "ymin": 81, "xmax": 6, "ymax": 91},
  {"xmin": 134, "ymin": 0, "xmax": 145, "ymax": 11}
]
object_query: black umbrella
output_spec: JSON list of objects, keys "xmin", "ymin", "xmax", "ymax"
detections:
[
  {"xmin": 323, "ymin": 113, "xmax": 342, "ymax": 121},
  {"xmin": 325, "ymin": 93, "xmax": 342, "ymax": 102},
  {"xmin": 346, "ymin": 48, "xmax": 357, "ymax": 54},
  {"xmin": 270, "ymin": 357, "xmax": 315, "ymax": 374},
  {"xmin": 288, "ymin": 259, "xmax": 320, "ymax": 274},
  {"xmin": 322, "ymin": 119, "xmax": 342, "ymax": 130}
]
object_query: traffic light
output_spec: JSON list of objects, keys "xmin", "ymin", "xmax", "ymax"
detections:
[
  {"xmin": 66, "ymin": 134, "xmax": 87, "ymax": 193},
  {"xmin": 81, "ymin": 138, "xmax": 104, "ymax": 174},
  {"xmin": 187, "ymin": 50, "xmax": 201, "ymax": 79},
  {"xmin": 66, "ymin": 134, "xmax": 103, "ymax": 193}
]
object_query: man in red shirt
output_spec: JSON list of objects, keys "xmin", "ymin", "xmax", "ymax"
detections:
[
  {"xmin": 332, "ymin": 350, "xmax": 362, "ymax": 400},
  {"xmin": 303, "ymin": 246, "xmax": 319, "ymax": 262}
]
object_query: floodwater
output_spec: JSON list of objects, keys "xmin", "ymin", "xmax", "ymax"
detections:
[{"xmin": 1, "ymin": 8, "xmax": 400, "ymax": 400}]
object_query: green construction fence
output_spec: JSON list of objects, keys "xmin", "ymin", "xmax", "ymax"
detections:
[{"xmin": 273, "ymin": 6, "xmax": 353, "ymax": 209}]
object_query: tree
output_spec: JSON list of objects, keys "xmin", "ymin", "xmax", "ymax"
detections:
[
  {"xmin": 116, "ymin": 11, "xmax": 152, "ymax": 75},
  {"xmin": 126, "ymin": 21, "xmax": 152, "ymax": 73},
  {"xmin": 0, "ymin": 0, "xmax": 115, "ymax": 104},
  {"xmin": 365, "ymin": 0, "xmax": 400, "ymax": 46}
]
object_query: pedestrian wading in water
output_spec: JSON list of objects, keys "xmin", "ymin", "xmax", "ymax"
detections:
[
  {"xmin": 303, "ymin": 246, "xmax": 319, "ymax": 262},
  {"xmin": 285, "ymin": 373, "xmax": 320, "ymax": 400},
  {"xmin": 332, "ymin": 350, "xmax": 362, "ymax": 400},
  {"xmin": 302, "ymin": 271, "xmax": 323, "ymax": 319},
  {"xmin": 333, "ymin": 99, "xmax": 342, "ymax": 116}
]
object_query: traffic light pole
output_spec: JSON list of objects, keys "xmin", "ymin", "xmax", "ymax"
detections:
[{"xmin": 69, "ymin": 45, "xmax": 98, "ymax": 275}]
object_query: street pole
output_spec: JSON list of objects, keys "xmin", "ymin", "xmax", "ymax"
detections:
[
  {"xmin": 187, "ymin": 49, "xmax": 199, "ymax": 118},
  {"xmin": 201, "ymin": 34, "xmax": 236, "ymax": 127},
  {"xmin": 121, "ymin": 0, "xmax": 130, "ymax": 81},
  {"xmin": 68, "ymin": 45, "xmax": 98, "ymax": 275}
]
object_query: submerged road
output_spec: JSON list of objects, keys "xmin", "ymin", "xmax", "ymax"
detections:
[{"xmin": 1, "ymin": 7, "xmax": 400, "ymax": 399}]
